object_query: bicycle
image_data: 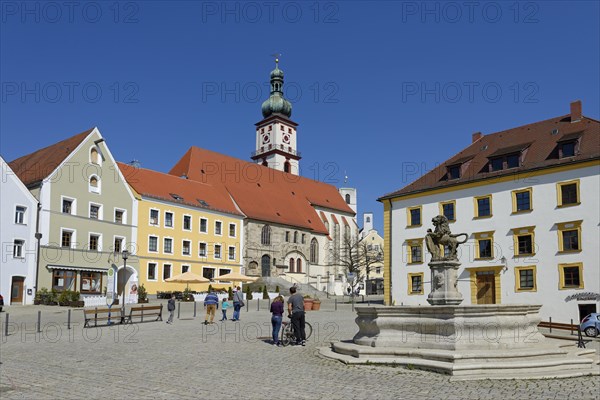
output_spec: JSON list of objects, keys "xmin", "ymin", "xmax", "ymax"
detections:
[{"xmin": 280, "ymin": 316, "xmax": 313, "ymax": 346}]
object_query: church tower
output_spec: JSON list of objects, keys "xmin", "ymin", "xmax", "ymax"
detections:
[{"xmin": 251, "ymin": 57, "xmax": 300, "ymax": 175}]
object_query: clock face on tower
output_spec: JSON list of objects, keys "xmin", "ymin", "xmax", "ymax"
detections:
[
  {"xmin": 282, "ymin": 134, "xmax": 290, "ymax": 144},
  {"xmin": 262, "ymin": 133, "xmax": 270, "ymax": 144}
]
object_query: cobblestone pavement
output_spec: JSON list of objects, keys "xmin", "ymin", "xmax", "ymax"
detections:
[{"xmin": 1, "ymin": 300, "xmax": 598, "ymax": 400}]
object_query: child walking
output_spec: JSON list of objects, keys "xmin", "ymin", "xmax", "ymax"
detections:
[{"xmin": 220, "ymin": 297, "xmax": 230, "ymax": 321}]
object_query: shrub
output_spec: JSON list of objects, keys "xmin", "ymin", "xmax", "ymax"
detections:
[
  {"xmin": 275, "ymin": 285, "xmax": 280, "ymax": 293},
  {"xmin": 138, "ymin": 284, "xmax": 148, "ymax": 301},
  {"xmin": 208, "ymin": 284, "xmax": 213, "ymax": 293},
  {"xmin": 70, "ymin": 291, "xmax": 80, "ymax": 302},
  {"xmin": 58, "ymin": 290, "xmax": 71, "ymax": 305},
  {"xmin": 262, "ymin": 286, "xmax": 269, "ymax": 299},
  {"xmin": 245, "ymin": 285, "xmax": 253, "ymax": 300}
]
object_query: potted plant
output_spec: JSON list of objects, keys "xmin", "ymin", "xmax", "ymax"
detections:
[
  {"xmin": 245, "ymin": 285, "xmax": 253, "ymax": 300},
  {"xmin": 182, "ymin": 287, "xmax": 194, "ymax": 302},
  {"xmin": 262, "ymin": 286, "xmax": 269, "ymax": 300},
  {"xmin": 303, "ymin": 295, "xmax": 313, "ymax": 311},
  {"xmin": 34, "ymin": 287, "xmax": 48, "ymax": 305},
  {"xmin": 311, "ymin": 296, "xmax": 321, "ymax": 311},
  {"xmin": 275, "ymin": 285, "xmax": 280, "ymax": 294},
  {"xmin": 70, "ymin": 291, "xmax": 84, "ymax": 307},
  {"xmin": 58, "ymin": 290, "xmax": 71, "ymax": 306},
  {"xmin": 138, "ymin": 284, "xmax": 149, "ymax": 303}
]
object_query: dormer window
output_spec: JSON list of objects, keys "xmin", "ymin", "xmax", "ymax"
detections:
[
  {"xmin": 559, "ymin": 141, "xmax": 576, "ymax": 158},
  {"xmin": 489, "ymin": 152, "xmax": 521, "ymax": 171},
  {"xmin": 447, "ymin": 164, "xmax": 461, "ymax": 180}
]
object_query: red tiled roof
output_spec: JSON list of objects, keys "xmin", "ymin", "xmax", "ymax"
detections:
[
  {"xmin": 380, "ymin": 110, "xmax": 599, "ymax": 200},
  {"xmin": 170, "ymin": 147, "xmax": 354, "ymax": 235},
  {"xmin": 117, "ymin": 163, "xmax": 243, "ymax": 217},
  {"xmin": 8, "ymin": 128, "xmax": 94, "ymax": 186}
]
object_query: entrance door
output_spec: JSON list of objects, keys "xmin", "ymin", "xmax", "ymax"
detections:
[
  {"xmin": 11, "ymin": 277, "xmax": 24, "ymax": 304},
  {"xmin": 476, "ymin": 272, "xmax": 496, "ymax": 304},
  {"xmin": 261, "ymin": 255, "xmax": 271, "ymax": 277},
  {"xmin": 578, "ymin": 304, "xmax": 597, "ymax": 322}
]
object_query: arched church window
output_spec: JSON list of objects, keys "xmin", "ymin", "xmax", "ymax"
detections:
[
  {"xmin": 345, "ymin": 194, "xmax": 351, "ymax": 204},
  {"xmin": 310, "ymin": 238, "xmax": 318, "ymax": 263},
  {"xmin": 261, "ymin": 225, "xmax": 271, "ymax": 245},
  {"xmin": 289, "ymin": 258, "xmax": 295, "ymax": 273}
]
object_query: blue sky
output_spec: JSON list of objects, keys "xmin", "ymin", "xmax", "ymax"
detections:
[{"xmin": 1, "ymin": 1, "xmax": 599, "ymax": 233}]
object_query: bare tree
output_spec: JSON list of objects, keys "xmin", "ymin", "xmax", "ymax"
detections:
[{"xmin": 336, "ymin": 234, "xmax": 382, "ymax": 293}]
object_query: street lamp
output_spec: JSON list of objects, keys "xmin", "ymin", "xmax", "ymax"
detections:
[{"xmin": 121, "ymin": 249, "xmax": 130, "ymax": 322}]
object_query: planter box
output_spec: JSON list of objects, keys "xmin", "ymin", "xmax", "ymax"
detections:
[
  {"xmin": 70, "ymin": 301, "xmax": 85, "ymax": 308},
  {"xmin": 138, "ymin": 298, "xmax": 149, "ymax": 304},
  {"xmin": 304, "ymin": 300, "xmax": 313, "ymax": 311},
  {"xmin": 312, "ymin": 301, "xmax": 321, "ymax": 311}
]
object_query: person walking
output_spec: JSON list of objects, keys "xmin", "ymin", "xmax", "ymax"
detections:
[
  {"xmin": 287, "ymin": 286, "xmax": 306, "ymax": 346},
  {"xmin": 166, "ymin": 294, "xmax": 176, "ymax": 324},
  {"xmin": 232, "ymin": 286, "xmax": 244, "ymax": 321},
  {"xmin": 203, "ymin": 288, "xmax": 219, "ymax": 325},
  {"xmin": 220, "ymin": 297, "xmax": 230, "ymax": 321},
  {"xmin": 270, "ymin": 295, "xmax": 284, "ymax": 346}
]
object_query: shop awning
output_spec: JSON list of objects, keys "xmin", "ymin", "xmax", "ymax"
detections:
[{"xmin": 47, "ymin": 265, "xmax": 109, "ymax": 273}]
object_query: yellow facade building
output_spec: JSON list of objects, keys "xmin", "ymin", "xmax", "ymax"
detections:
[{"xmin": 119, "ymin": 163, "xmax": 244, "ymax": 294}]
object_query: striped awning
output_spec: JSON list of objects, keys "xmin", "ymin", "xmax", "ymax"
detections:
[{"xmin": 47, "ymin": 265, "xmax": 109, "ymax": 273}]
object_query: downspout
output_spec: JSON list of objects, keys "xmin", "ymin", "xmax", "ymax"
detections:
[
  {"xmin": 34, "ymin": 197, "xmax": 42, "ymax": 294},
  {"xmin": 386, "ymin": 199, "xmax": 393, "ymax": 306}
]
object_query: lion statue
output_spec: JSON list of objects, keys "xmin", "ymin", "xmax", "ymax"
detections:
[{"xmin": 425, "ymin": 215, "xmax": 468, "ymax": 261}]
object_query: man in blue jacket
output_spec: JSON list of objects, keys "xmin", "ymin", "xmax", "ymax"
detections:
[{"xmin": 203, "ymin": 288, "xmax": 219, "ymax": 325}]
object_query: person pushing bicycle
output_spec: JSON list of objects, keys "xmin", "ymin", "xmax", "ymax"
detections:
[{"xmin": 287, "ymin": 285, "xmax": 306, "ymax": 346}]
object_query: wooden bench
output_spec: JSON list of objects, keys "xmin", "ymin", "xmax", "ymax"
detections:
[
  {"xmin": 124, "ymin": 304, "xmax": 163, "ymax": 324},
  {"xmin": 83, "ymin": 307, "xmax": 124, "ymax": 328}
]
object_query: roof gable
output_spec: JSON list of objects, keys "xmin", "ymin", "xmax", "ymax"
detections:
[{"xmin": 8, "ymin": 128, "xmax": 95, "ymax": 186}]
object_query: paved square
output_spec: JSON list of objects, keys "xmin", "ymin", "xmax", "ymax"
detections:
[{"xmin": 1, "ymin": 300, "xmax": 598, "ymax": 400}]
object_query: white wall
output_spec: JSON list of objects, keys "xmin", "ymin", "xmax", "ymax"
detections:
[
  {"xmin": 0, "ymin": 157, "xmax": 39, "ymax": 305},
  {"xmin": 389, "ymin": 165, "xmax": 599, "ymax": 322}
]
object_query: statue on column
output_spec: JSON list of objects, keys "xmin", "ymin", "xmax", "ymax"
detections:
[{"xmin": 425, "ymin": 215, "xmax": 468, "ymax": 261}]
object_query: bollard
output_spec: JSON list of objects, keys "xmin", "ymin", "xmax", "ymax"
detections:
[
  {"xmin": 37, "ymin": 310, "xmax": 42, "ymax": 333},
  {"xmin": 257, "ymin": 299, "xmax": 260, "ymax": 311},
  {"xmin": 246, "ymin": 299, "xmax": 249, "ymax": 312},
  {"xmin": 268, "ymin": 298, "xmax": 271, "ymax": 309},
  {"xmin": 4, "ymin": 313, "xmax": 9, "ymax": 337},
  {"xmin": 570, "ymin": 319, "xmax": 574, "ymax": 335},
  {"xmin": 335, "ymin": 298, "xmax": 337, "ymax": 311},
  {"xmin": 67, "ymin": 309, "xmax": 71, "ymax": 330},
  {"xmin": 549, "ymin": 317, "xmax": 552, "ymax": 333},
  {"xmin": 194, "ymin": 301, "xmax": 197, "ymax": 318},
  {"xmin": 178, "ymin": 302, "xmax": 181, "ymax": 319}
]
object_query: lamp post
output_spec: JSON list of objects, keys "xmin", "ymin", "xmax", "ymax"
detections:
[{"xmin": 121, "ymin": 249, "xmax": 130, "ymax": 322}]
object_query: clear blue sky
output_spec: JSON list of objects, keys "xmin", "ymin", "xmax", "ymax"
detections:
[{"xmin": 1, "ymin": 1, "xmax": 599, "ymax": 233}]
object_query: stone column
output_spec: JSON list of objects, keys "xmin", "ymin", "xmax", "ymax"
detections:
[{"xmin": 427, "ymin": 260, "xmax": 463, "ymax": 305}]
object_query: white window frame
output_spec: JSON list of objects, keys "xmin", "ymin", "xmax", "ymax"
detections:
[
  {"xmin": 89, "ymin": 145, "xmax": 102, "ymax": 166},
  {"xmin": 149, "ymin": 208, "xmax": 160, "ymax": 226},
  {"xmin": 164, "ymin": 211, "xmax": 174, "ymax": 229},
  {"xmin": 13, "ymin": 238, "xmax": 25, "ymax": 258},
  {"xmin": 214, "ymin": 244, "xmax": 222, "ymax": 259},
  {"xmin": 215, "ymin": 220, "xmax": 223, "ymax": 236},
  {"xmin": 89, "ymin": 202, "xmax": 103, "ymax": 220},
  {"xmin": 199, "ymin": 217, "xmax": 208, "ymax": 233},
  {"xmin": 89, "ymin": 174, "xmax": 101, "ymax": 194},
  {"xmin": 183, "ymin": 214, "xmax": 192, "ymax": 231},
  {"xmin": 162, "ymin": 263, "xmax": 172, "ymax": 281},
  {"xmin": 147, "ymin": 262, "xmax": 158, "ymax": 281},
  {"xmin": 199, "ymin": 241, "xmax": 207, "ymax": 257},
  {"xmin": 88, "ymin": 232, "xmax": 102, "ymax": 251},
  {"xmin": 112, "ymin": 235, "xmax": 126, "ymax": 253},
  {"xmin": 61, "ymin": 196, "xmax": 77, "ymax": 215},
  {"xmin": 114, "ymin": 208, "xmax": 127, "ymax": 224},
  {"xmin": 181, "ymin": 264, "xmax": 190, "ymax": 274},
  {"xmin": 148, "ymin": 235, "xmax": 159, "ymax": 253},
  {"xmin": 14, "ymin": 205, "xmax": 27, "ymax": 225},
  {"xmin": 228, "ymin": 245, "xmax": 236, "ymax": 261},
  {"xmin": 60, "ymin": 228, "xmax": 76, "ymax": 249},
  {"xmin": 228, "ymin": 223, "xmax": 236, "ymax": 238},
  {"xmin": 182, "ymin": 239, "xmax": 191, "ymax": 257},
  {"xmin": 163, "ymin": 237, "xmax": 174, "ymax": 254}
]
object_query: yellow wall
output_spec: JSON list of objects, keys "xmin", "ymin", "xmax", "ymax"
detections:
[{"xmin": 136, "ymin": 198, "xmax": 243, "ymax": 294}]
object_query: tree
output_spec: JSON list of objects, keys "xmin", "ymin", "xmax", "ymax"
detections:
[{"xmin": 336, "ymin": 234, "xmax": 382, "ymax": 294}]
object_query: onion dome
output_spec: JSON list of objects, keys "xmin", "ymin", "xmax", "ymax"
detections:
[{"xmin": 261, "ymin": 58, "xmax": 292, "ymax": 118}]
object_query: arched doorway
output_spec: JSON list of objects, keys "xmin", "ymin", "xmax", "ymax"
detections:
[{"xmin": 261, "ymin": 255, "xmax": 271, "ymax": 277}]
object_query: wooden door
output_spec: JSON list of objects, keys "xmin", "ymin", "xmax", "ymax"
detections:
[
  {"xmin": 11, "ymin": 277, "xmax": 24, "ymax": 304},
  {"xmin": 476, "ymin": 273, "xmax": 496, "ymax": 304}
]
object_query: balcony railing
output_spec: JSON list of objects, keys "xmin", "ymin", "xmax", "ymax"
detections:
[{"xmin": 251, "ymin": 144, "xmax": 301, "ymax": 158}]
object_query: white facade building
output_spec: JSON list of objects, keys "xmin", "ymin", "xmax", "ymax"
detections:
[
  {"xmin": 0, "ymin": 156, "xmax": 39, "ymax": 305},
  {"xmin": 380, "ymin": 101, "xmax": 599, "ymax": 322}
]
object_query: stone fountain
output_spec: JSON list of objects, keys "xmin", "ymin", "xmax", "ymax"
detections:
[{"xmin": 320, "ymin": 216, "xmax": 599, "ymax": 380}]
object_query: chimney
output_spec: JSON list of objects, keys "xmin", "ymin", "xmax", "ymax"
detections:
[
  {"xmin": 570, "ymin": 100, "xmax": 582, "ymax": 123},
  {"xmin": 472, "ymin": 131, "xmax": 483, "ymax": 143}
]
